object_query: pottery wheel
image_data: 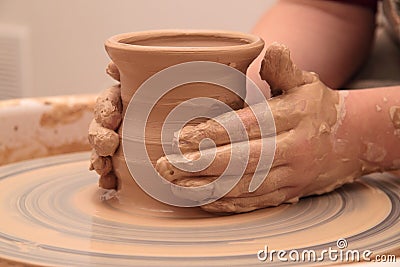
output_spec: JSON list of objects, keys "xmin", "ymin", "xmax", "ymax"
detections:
[{"xmin": 0, "ymin": 152, "xmax": 399, "ymax": 266}]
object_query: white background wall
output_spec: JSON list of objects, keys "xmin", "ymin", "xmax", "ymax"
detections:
[{"xmin": 0, "ymin": 0, "xmax": 275, "ymax": 97}]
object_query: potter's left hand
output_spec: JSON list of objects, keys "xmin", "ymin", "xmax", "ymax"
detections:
[
  {"xmin": 156, "ymin": 43, "xmax": 364, "ymax": 213},
  {"xmin": 88, "ymin": 63, "xmax": 122, "ymax": 190}
]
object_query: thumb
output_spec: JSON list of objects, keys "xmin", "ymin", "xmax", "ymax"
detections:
[{"xmin": 259, "ymin": 43, "xmax": 314, "ymax": 96}]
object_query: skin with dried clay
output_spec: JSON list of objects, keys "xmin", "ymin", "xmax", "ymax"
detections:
[
  {"xmin": 89, "ymin": 0, "xmax": 400, "ymax": 213},
  {"xmin": 156, "ymin": 43, "xmax": 400, "ymax": 213},
  {"xmin": 89, "ymin": 78, "xmax": 121, "ymax": 189}
]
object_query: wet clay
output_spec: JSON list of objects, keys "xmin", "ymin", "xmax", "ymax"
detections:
[
  {"xmin": 339, "ymin": 89, "xmax": 400, "ymax": 173},
  {"xmin": 90, "ymin": 36, "xmax": 400, "ymax": 214},
  {"xmin": 90, "ymin": 41, "xmax": 383, "ymax": 214},
  {"xmin": 363, "ymin": 142, "xmax": 387, "ymax": 163},
  {"xmin": 0, "ymin": 153, "xmax": 399, "ymax": 266},
  {"xmin": 94, "ymin": 85, "xmax": 122, "ymax": 130},
  {"xmin": 89, "ymin": 30, "xmax": 264, "ymax": 199},
  {"xmin": 155, "ymin": 44, "xmax": 363, "ymax": 213},
  {"xmin": 88, "ymin": 120, "xmax": 119, "ymax": 157},
  {"xmin": 390, "ymin": 106, "xmax": 400, "ymax": 129},
  {"xmin": 154, "ymin": 43, "xmax": 400, "ymax": 213}
]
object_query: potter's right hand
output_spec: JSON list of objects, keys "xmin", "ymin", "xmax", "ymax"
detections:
[
  {"xmin": 156, "ymin": 43, "xmax": 365, "ymax": 213},
  {"xmin": 88, "ymin": 63, "xmax": 122, "ymax": 189}
]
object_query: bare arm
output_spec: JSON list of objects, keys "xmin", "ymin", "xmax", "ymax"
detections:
[
  {"xmin": 338, "ymin": 86, "xmax": 400, "ymax": 173},
  {"xmin": 247, "ymin": 0, "xmax": 376, "ymax": 97}
]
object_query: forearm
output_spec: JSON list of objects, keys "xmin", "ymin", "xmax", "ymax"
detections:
[
  {"xmin": 248, "ymin": 0, "xmax": 376, "ymax": 93},
  {"xmin": 336, "ymin": 86, "xmax": 400, "ymax": 173}
]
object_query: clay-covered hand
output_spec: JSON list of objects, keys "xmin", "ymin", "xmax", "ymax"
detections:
[
  {"xmin": 156, "ymin": 43, "xmax": 363, "ymax": 213},
  {"xmin": 88, "ymin": 63, "xmax": 122, "ymax": 189}
]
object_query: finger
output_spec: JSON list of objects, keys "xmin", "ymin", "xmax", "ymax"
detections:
[
  {"xmin": 201, "ymin": 187, "xmax": 300, "ymax": 214},
  {"xmin": 171, "ymin": 165, "xmax": 294, "ymax": 200},
  {"xmin": 260, "ymin": 43, "xmax": 314, "ymax": 96},
  {"xmin": 99, "ymin": 171, "xmax": 118, "ymax": 190},
  {"xmin": 177, "ymin": 104, "xmax": 264, "ymax": 153},
  {"xmin": 224, "ymin": 165, "xmax": 294, "ymax": 198},
  {"xmin": 177, "ymin": 97, "xmax": 304, "ymax": 154},
  {"xmin": 89, "ymin": 150, "xmax": 113, "ymax": 175},
  {"xmin": 177, "ymin": 88, "xmax": 312, "ymax": 155},
  {"xmin": 94, "ymin": 85, "xmax": 122, "ymax": 130},
  {"xmin": 157, "ymin": 138, "xmax": 269, "ymax": 182},
  {"xmin": 88, "ymin": 119, "xmax": 119, "ymax": 156},
  {"xmin": 170, "ymin": 177, "xmax": 216, "ymax": 202},
  {"xmin": 106, "ymin": 62, "xmax": 120, "ymax": 81},
  {"xmin": 157, "ymin": 130, "xmax": 295, "ymax": 182}
]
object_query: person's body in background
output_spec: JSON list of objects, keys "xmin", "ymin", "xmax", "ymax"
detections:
[{"xmin": 248, "ymin": 0, "xmax": 378, "ymax": 91}]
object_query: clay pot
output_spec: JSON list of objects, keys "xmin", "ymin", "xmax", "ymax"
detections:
[{"xmin": 104, "ymin": 30, "xmax": 264, "ymax": 198}]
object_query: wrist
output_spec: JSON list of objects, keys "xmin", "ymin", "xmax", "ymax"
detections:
[
  {"xmin": 331, "ymin": 90, "xmax": 368, "ymax": 175},
  {"xmin": 336, "ymin": 87, "xmax": 400, "ymax": 174}
]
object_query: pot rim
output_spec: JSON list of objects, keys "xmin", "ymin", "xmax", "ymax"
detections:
[{"xmin": 105, "ymin": 29, "xmax": 264, "ymax": 53}]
